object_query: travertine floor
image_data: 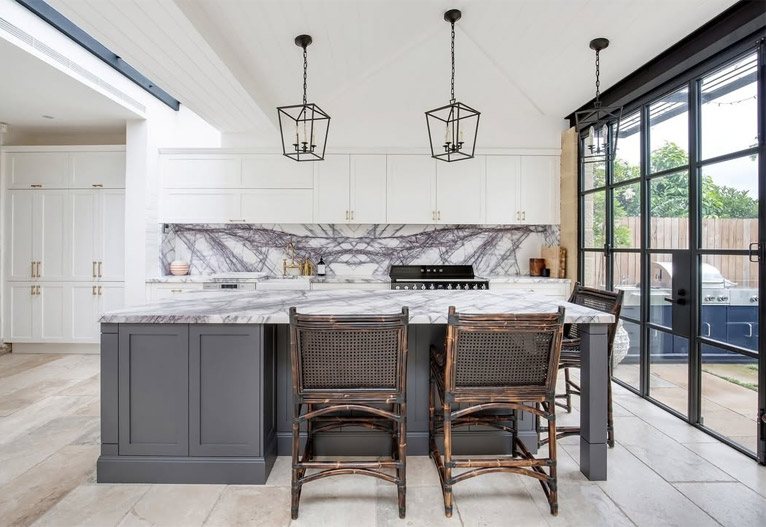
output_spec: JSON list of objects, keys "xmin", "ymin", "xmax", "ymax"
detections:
[{"xmin": 1, "ymin": 353, "xmax": 764, "ymax": 527}]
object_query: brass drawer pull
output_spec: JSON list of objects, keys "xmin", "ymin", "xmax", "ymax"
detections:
[
  {"xmin": 170, "ymin": 289, "xmax": 183, "ymax": 293},
  {"xmin": 98, "ymin": 286, "xmax": 103, "ymax": 296},
  {"xmin": 98, "ymin": 261, "xmax": 103, "ymax": 278},
  {"xmin": 92, "ymin": 184, "xmax": 103, "ymax": 188},
  {"xmin": 92, "ymin": 261, "xmax": 97, "ymax": 278},
  {"xmin": 229, "ymin": 219, "xmax": 246, "ymax": 222},
  {"xmin": 30, "ymin": 184, "xmax": 42, "ymax": 188},
  {"xmin": 92, "ymin": 286, "xmax": 97, "ymax": 296}
]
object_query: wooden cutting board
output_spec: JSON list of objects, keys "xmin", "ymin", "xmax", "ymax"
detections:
[{"xmin": 541, "ymin": 246, "xmax": 562, "ymax": 278}]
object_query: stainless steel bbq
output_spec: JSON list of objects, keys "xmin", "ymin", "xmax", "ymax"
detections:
[{"xmin": 389, "ymin": 265, "xmax": 489, "ymax": 291}]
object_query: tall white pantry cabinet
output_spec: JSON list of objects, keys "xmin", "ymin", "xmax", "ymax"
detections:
[{"xmin": 2, "ymin": 147, "xmax": 126, "ymax": 347}]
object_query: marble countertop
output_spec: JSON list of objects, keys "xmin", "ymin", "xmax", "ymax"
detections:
[
  {"xmin": 479, "ymin": 276, "xmax": 571, "ymax": 284},
  {"xmin": 147, "ymin": 274, "xmax": 567, "ymax": 285},
  {"xmin": 101, "ymin": 289, "xmax": 613, "ymax": 325}
]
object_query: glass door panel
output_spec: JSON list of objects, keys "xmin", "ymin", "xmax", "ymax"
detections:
[
  {"xmin": 701, "ymin": 344, "xmax": 759, "ymax": 453},
  {"xmin": 614, "ymin": 319, "xmax": 641, "ymax": 390},
  {"xmin": 649, "ymin": 328, "xmax": 689, "ymax": 416}
]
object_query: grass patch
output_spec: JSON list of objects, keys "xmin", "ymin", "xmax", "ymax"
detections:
[
  {"xmin": 702, "ymin": 369, "xmax": 758, "ymax": 391},
  {"xmin": 745, "ymin": 364, "xmax": 758, "ymax": 372}
]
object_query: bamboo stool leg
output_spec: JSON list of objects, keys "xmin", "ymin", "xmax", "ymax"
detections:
[
  {"xmin": 547, "ymin": 402, "xmax": 559, "ymax": 516},
  {"xmin": 563, "ymin": 368, "xmax": 573, "ymax": 413},
  {"xmin": 291, "ymin": 404, "xmax": 302, "ymax": 520},
  {"xmin": 398, "ymin": 402, "xmax": 407, "ymax": 519},
  {"xmin": 442, "ymin": 402, "xmax": 453, "ymax": 518}
]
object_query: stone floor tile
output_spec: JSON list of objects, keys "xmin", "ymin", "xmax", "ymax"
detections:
[
  {"xmin": 614, "ymin": 416, "xmax": 733, "ymax": 482},
  {"xmin": 288, "ymin": 472, "xmax": 380, "ymax": 527},
  {"xmin": 673, "ymin": 481, "xmax": 766, "ymax": 527},
  {"xmin": 264, "ymin": 456, "xmax": 291, "ymax": 487},
  {"xmin": 589, "ymin": 444, "xmax": 720, "ymax": 527},
  {"xmin": 0, "ymin": 395, "xmax": 95, "ymax": 445},
  {"xmin": 116, "ymin": 485, "xmax": 225, "ymax": 527},
  {"xmin": 203, "ymin": 486, "xmax": 292, "ymax": 527},
  {"xmin": 58, "ymin": 374, "xmax": 100, "ymax": 396},
  {"xmin": 0, "ymin": 444, "xmax": 99, "ymax": 527},
  {"xmin": 375, "ymin": 485, "xmax": 456, "ymax": 526},
  {"xmin": 683, "ymin": 442, "xmax": 766, "ymax": 497},
  {"xmin": 32, "ymin": 483, "xmax": 150, "ymax": 527},
  {"xmin": 0, "ymin": 378, "xmax": 79, "ymax": 417},
  {"xmin": 0, "ymin": 353, "xmax": 64, "ymax": 380}
]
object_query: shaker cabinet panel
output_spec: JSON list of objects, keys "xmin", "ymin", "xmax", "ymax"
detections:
[
  {"xmin": 242, "ymin": 155, "xmax": 313, "ymax": 188},
  {"xmin": 520, "ymin": 156, "xmax": 559, "ymax": 224},
  {"xmin": 99, "ymin": 190, "xmax": 126, "ymax": 281},
  {"xmin": 436, "ymin": 157, "xmax": 484, "ymax": 224},
  {"xmin": 162, "ymin": 189, "xmax": 241, "ymax": 223},
  {"xmin": 5, "ymin": 283, "xmax": 36, "ymax": 341},
  {"xmin": 37, "ymin": 191, "xmax": 70, "ymax": 281},
  {"xmin": 71, "ymin": 152, "xmax": 125, "ymax": 188},
  {"xmin": 350, "ymin": 155, "xmax": 387, "ymax": 224},
  {"xmin": 386, "ymin": 156, "xmax": 436, "ymax": 224},
  {"xmin": 485, "ymin": 156, "xmax": 521, "ymax": 224},
  {"xmin": 241, "ymin": 190, "xmax": 313, "ymax": 223},
  {"xmin": 314, "ymin": 155, "xmax": 350, "ymax": 223},
  {"xmin": 71, "ymin": 284, "xmax": 100, "ymax": 341},
  {"xmin": 6, "ymin": 191, "xmax": 37, "ymax": 281},
  {"xmin": 38, "ymin": 283, "xmax": 67, "ymax": 341},
  {"xmin": 163, "ymin": 157, "xmax": 241, "ymax": 188},
  {"xmin": 70, "ymin": 191, "xmax": 99, "ymax": 281},
  {"xmin": 119, "ymin": 325, "xmax": 190, "ymax": 456},
  {"xmin": 6, "ymin": 152, "xmax": 70, "ymax": 188},
  {"xmin": 189, "ymin": 326, "xmax": 262, "ymax": 456}
]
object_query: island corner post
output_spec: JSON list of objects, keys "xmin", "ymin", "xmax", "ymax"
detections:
[{"xmin": 96, "ymin": 290, "xmax": 612, "ymax": 484}]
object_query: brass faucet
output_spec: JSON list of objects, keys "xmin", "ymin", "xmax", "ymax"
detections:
[
  {"xmin": 287, "ymin": 242, "xmax": 296, "ymax": 265},
  {"xmin": 283, "ymin": 242, "xmax": 301, "ymax": 277}
]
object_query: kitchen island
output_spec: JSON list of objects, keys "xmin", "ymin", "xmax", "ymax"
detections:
[{"xmin": 98, "ymin": 289, "xmax": 613, "ymax": 485}]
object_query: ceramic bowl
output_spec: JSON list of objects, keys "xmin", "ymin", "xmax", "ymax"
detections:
[{"xmin": 169, "ymin": 261, "xmax": 190, "ymax": 276}]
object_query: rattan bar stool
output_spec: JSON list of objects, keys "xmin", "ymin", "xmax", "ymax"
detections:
[
  {"xmin": 552, "ymin": 283, "xmax": 624, "ymax": 448},
  {"xmin": 429, "ymin": 306, "xmax": 566, "ymax": 517},
  {"xmin": 288, "ymin": 307, "xmax": 409, "ymax": 520}
]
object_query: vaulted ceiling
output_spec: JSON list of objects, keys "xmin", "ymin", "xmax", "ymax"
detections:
[{"xmin": 47, "ymin": 0, "xmax": 740, "ymax": 148}]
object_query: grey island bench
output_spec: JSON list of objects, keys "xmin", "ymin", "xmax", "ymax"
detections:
[{"xmin": 97, "ymin": 289, "xmax": 613, "ymax": 484}]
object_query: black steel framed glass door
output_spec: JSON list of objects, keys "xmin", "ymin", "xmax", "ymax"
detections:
[{"xmin": 579, "ymin": 41, "xmax": 765, "ymax": 463}]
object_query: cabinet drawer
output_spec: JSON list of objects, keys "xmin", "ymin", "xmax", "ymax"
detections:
[
  {"xmin": 162, "ymin": 190, "xmax": 241, "ymax": 223},
  {"xmin": 242, "ymin": 155, "xmax": 313, "ymax": 188},
  {"xmin": 6, "ymin": 152, "xmax": 70, "ymax": 188},
  {"xmin": 241, "ymin": 189, "xmax": 313, "ymax": 223},
  {"xmin": 71, "ymin": 152, "xmax": 125, "ymax": 188},
  {"xmin": 163, "ymin": 157, "xmax": 241, "ymax": 188}
]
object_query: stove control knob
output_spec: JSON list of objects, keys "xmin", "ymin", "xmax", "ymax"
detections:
[
  {"xmin": 447, "ymin": 284, "xmax": 453, "ymax": 290},
  {"xmin": 471, "ymin": 284, "xmax": 477, "ymax": 290},
  {"xmin": 421, "ymin": 284, "xmax": 426, "ymax": 290},
  {"xmin": 750, "ymin": 296, "xmax": 759, "ymax": 303},
  {"xmin": 429, "ymin": 284, "xmax": 435, "ymax": 290},
  {"xmin": 718, "ymin": 296, "xmax": 728, "ymax": 302},
  {"xmin": 395, "ymin": 285, "xmax": 401, "ymax": 290},
  {"xmin": 704, "ymin": 295, "xmax": 714, "ymax": 302},
  {"xmin": 480, "ymin": 284, "xmax": 486, "ymax": 290}
]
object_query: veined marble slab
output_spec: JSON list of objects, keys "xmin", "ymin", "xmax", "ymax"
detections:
[
  {"xmin": 481, "ymin": 276, "xmax": 571, "ymax": 284},
  {"xmin": 310, "ymin": 275, "xmax": 390, "ymax": 283},
  {"xmin": 146, "ymin": 274, "xmax": 391, "ymax": 284},
  {"xmin": 100, "ymin": 289, "xmax": 613, "ymax": 325}
]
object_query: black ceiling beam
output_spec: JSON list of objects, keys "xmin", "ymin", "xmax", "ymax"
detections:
[
  {"xmin": 16, "ymin": 0, "xmax": 180, "ymax": 111},
  {"xmin": 567, "ymin": 0, "xmax": 765, "ymax": 127}
]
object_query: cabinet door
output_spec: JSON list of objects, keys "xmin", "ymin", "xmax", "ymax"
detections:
[
  {"xmin": 314, "ymin": 155, "xmax": 350, "ymax": 223},
  {"xmin": 386, "ymin": 156, "xmax": 436, "ymax": 224},
  {"xmin": 99, "ymin": 283, "xmax": 125, "ymax": 314},
  {"xmin": 189, "ymin": 326, "xmax": 262, "ymax": 456},
  {"xmin": 71, "ymin": 284, "xmax": 100, "ymax": 341},
  {"xmin": 6, "ymin": 152, "xmax": 70, "ymax": 188},
  {"xmin": 5, "ymin": 283, "xmax": 36, "ymax": 341},
  {"xmin": 436, "ymin": 157, "xmax": 485, "ymax": 224},
  {"xmin": 119, "ymin": 325, "xmax": 189, "ymax": 456},
  {"xmin": 520, "ymin": 156, "xmax": 559, "ymax": 224},
  {"xmin": 6, "ymin": 191, "xmax": 37, "ymax": 281},
  {"xmin": 162, "ymin": 156, "xmax": 241, "ymax": 188},
  {"xmin": 37, "ymin": 190, "xmax": 70, "ymax": 281},
  {"xmin": 71, "ymin": 152, "xmax": 125, "ymax": 188},
  {"xmin": 38, "ymin": 283, "xmax": 67, "ymax": 341},
  {"xmin": 350, "ymin": 155, "xmax": 387, "ymax": 224},
  {"xmin": 241, "ymin": 189, "xmax": 313, "ymax": 223},
  {"xmin": 70, "ymin": 190, "xmax": 99, "ymax": 281},
  {"xmin": 485, "ymin": 156, "xmax": 521, "ymax": 224},
  {"xmin": 149, "ymin": 284, "xmax": 204, "ymax": 302},
  {"xmin": 241, "ymin": 155, "xmax": 313, "ymax": 188},
  {"xmin": 162, "ymin": 189, "xmax": 241, "ymax": 223},
  {"xmin": 98, "ymin": 190, "xmax": 126, "ymax": 281}
]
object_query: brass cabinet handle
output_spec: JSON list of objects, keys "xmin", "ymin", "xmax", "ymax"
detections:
[
  {"xmin": 92, "ymin": 286, "xmax": 97, "ymax": 296},
  {"xmin": 345, "ymin": 210, "xmax": 349, "ymax": 221},
  {"xmin": 30, "ymin": 184, "xmax": 42, "ymax": 188},
  {"xmin": 229, "ymin": 219, "xmax": 246, "ymax": 222},
  {"xmin": 98, "ymin": 262, "xmax": 103, "ymax": 278},
  {"xmin": 31, "ymin": 261, "xmax": 35, "ymax": 278},
  {"xmin": 36, "ymin": 285, "xmax": 40, "ymax": 295},
  {"xmin": 92, "ymin": 261, "xmax": 97, "ymax": 278},
  {"xmin": 170, "ymin": 289, "xmax": 183, "ymax": 293},
  {"xmin": 432, "ymin": 211, "xmax": 436, "ymax": 221},
  {"xmin": 437, "ymin": 211, "xmax": 441, "ymax": 221},
  {"xmin": 98, "ymin": 286, "xmax": 102, "ymax": 296},
  {"xmin": 523, "ymin": 211, "xmax": 526, "ymax": 221},
  {"xmin": 92, "ymin": 184, "xmax": 103, "ymax": 188},
  {"xmin": 31, "ymin": 285, "xmax": 36, "ymax": 295},
  {"xmin": 351, "ymin": 210, "xmax": 354, "ymax": 220},
  {"xmin": 36, "ymin": 261, "xmax": 41, "ymax": 277}
]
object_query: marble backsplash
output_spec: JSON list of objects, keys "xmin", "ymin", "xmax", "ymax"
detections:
[{"xmin": 160, "ymin": 224, "xmax": 560, "ymax": 277}]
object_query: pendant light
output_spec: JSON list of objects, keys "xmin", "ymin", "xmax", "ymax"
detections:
[
  {"xmin": 575, "ymin": 38, "xmax": 622, "ymax": 164},
  {"xmin": 277, "ymin": 35, "xmax": 330, "ymax": 161},
  {"xmin": 425, "ymin": 9, "xmax": 480, "ymax": 162}
]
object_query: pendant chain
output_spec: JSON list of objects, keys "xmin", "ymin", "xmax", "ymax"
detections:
[
  {"xmin": 450, "ymin": 21, "xmax": 456, "ymax": 104},
  {"xmin": 594, "ymin": 49, "xmax": 601, "ymax": 107},
  {"xmin": 302, "ymin": 47, "xmax": 308, "ymax": 105}
]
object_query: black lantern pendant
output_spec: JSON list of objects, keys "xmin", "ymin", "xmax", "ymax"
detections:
[
  {"xmin": 575, "ymin": 38, "xmax": 622, "ymax": 164},
  {"xmin": 425, "ymin": 9, "xmax": 480, "ymax": 162},
  {"xmin": 277, "ymin": 35, "xmax": 330, "ymax": 161}
]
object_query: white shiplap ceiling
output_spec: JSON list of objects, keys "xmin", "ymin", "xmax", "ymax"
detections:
[{"xmin": 47, "ymin": 0, "xmax": 740, "ymax": 147}]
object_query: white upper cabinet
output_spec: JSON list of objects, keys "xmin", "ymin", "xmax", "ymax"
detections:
[
  {"xmin": 314, "ymin": 155, "xmax": 350, "ymax": 223},
  {"xmin": 436, "ymin": 157, "xmax": 485, "ymax": 224},
  {"xmin": 71, "ymin": 152, "xmax": 125, "ymax": 188},
  {"xmin": 241, "ymin": 189, "xmax": 313, "ymax": 224},
  {"xmin": 163, "ymin": 156, "xmax": 241, "ymax": 188},
  {"xmin": 486, "ymin": 156, "xmax": 521, "ymax": 224},
  {"xmin": 349, "ymin": 155, "xmax": 386, "ymax": 224},
  {"xmin": 519, "ymin": 156, "xmax": 559, "ymax": 224},
  {"xmin": 6, "ymin": 152, "xmax": 70, "ymax": 188},
  {"xmin": 387, "ymin": 156, "xmax": 436, "ymax": 224},
  {"xmin": 162, "ymin": 189, "xmax": 241, "ymax": 223},
  {"xmin": 242, "ymin": 155, "xmax": 313, "ymax": 188}
]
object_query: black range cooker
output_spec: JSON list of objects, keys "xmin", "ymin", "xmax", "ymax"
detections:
[{"xmin": 389, "ymin": 265, "xmax": 489, "ymax": 291}]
